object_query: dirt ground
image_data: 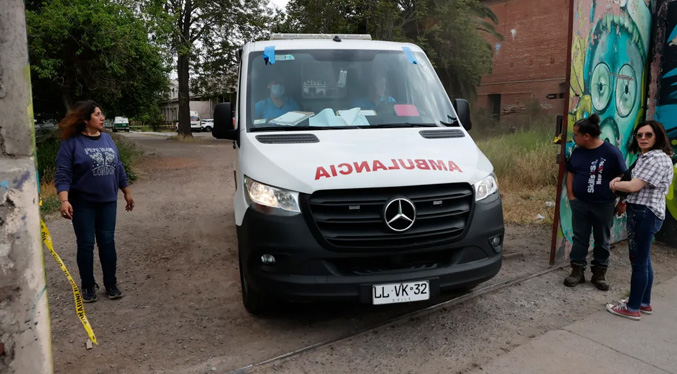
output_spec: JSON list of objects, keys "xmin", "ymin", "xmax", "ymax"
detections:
[{"xmin": 42, "ymin": 132, "xmax": 677, "ymax": 374}]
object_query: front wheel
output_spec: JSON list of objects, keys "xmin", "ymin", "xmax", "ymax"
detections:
[
  {"xmin": 203, "ymin": 126, "xmax": 212, "ymax": 132},
  {"xmin": 239, "ymin": 259, "xmax": 269, "ymax": 315}
]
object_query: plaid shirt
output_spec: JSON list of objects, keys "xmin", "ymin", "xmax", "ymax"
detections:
[{"xmin": 625, "ymin": 150, "xmax": 675, "ymax": 220}]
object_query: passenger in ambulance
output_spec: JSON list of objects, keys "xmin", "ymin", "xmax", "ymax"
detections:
[
  {"xmin": 351, "ymin": 73, "xmax": 396, "ymax": 110},
  {"xmin": 254, "ymin": 79, "xmax": 300, "ymax": 120}
]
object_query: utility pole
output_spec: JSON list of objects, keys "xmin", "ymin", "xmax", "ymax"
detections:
[{"xmin": 0, "ymin": 1, "xmax": 53, "ymax": 373}]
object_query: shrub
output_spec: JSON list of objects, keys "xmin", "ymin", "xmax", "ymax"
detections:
[{"xmin": 476, "ymin": 124, "xmax": 559, "ymax": 225}]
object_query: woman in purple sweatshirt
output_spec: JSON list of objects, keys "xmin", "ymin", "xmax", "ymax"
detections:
[{"xmin": 55, "ymin": 100, "xmax": 135, "ymax": 302}]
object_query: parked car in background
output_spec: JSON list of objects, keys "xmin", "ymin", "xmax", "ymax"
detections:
[
  {"xmin": 190, "ymin": 111, "xmax": 201, "ymax": 131},
  {"xmin": 104, "ymin": 119, "xmax": 113, "ymax": 130},
  {"xmin": 113, "ymin": 117, "xmax": 130, "ymax": 132},
  {"xmin": 175, "ymin": 112, "xmax": 208, "ymax": 132},
  {"xmin": 201, "ymin": 118, "xmax": 214, "ymax": 132}
]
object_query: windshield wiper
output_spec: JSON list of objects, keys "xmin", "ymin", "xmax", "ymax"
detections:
[
  {"xmin": 362, "ymin": 123, "xmax": 438, "ymax": 129},
  {"xmin": 440, "ymin": 115, "xmax": 459, "ymax": 127}
]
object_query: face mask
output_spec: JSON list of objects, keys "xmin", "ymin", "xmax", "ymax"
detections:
[{"xmin": 270, "ymin": 84, "xmax": 285, "ymax": 98}]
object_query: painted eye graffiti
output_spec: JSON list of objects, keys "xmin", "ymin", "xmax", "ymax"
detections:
[
  {"xmin": 615, "ymin": 64, "xmax": 637, "ymax": 118},
  {"xmin": 591, "ymin": 63, "xmax": 612, "ymax": 111}
]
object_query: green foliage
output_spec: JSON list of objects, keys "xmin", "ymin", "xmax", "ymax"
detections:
[
  {"xmin": 40, "ymin": 193, "xmax": 61, "ymax": 215},
  {"xmin": 26, "ymin": 0, "xmax": 170, "ymax": 120},
  {"xmin": 142, "ymin": 0, "xmax": 275, "ymax": 135},
  {"xmin": 111, "ymin": 134, "xmax": 142, "ymax": 182},
  {"xmin": 278, "ymin": 0, "xmax": 501, "ymax": 98},
  {"xmin": 476, "ymin": 124, "xmax": 559, "ymax": 190},
  {"xmin": 36, "ymin": 135, "xmax": 60, "ymax": 184}
]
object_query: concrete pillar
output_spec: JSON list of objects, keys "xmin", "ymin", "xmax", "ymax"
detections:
[{"xmin": 0, "ymin": 1, "xmax": 53, "ymax": 373}]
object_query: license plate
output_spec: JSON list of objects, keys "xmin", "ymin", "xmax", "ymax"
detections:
[{"xmin": 372, "ymin": 280, "xmax": 430, "ymax": 305}]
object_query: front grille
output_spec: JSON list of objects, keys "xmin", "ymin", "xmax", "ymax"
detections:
[{"xmin": 304, "ymin": 183, "xmax": 474, "ymax": 251}]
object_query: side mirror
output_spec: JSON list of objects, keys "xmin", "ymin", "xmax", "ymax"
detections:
[
  {"xmin": 453, "ymin": 98, "xmax": 472, "ymax": 131},
  {"xmin": 212, "ymin": 102, "xmax": 238, "ymax": 141}
]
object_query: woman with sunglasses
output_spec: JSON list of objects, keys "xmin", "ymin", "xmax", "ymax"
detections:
[{"xmin": 607, "ymin": 120, "xmax": 674, "ymax": 320}]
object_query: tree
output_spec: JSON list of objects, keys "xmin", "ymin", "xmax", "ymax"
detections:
[
  {"xmin": 26, "ymin": 0, "xmax": 170, "ymax": 122},
  {"xmin": 278, "ymin": 0, "xmax": 502, "ymax": 98},
  {"xmin": 144, "ymin": 0, "xmax": 274, "ymax": 137}
]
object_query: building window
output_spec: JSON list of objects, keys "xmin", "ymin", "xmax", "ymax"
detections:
[{"xmin": 489, "ymin": 94, "xmax": 501, "ymax": 121}]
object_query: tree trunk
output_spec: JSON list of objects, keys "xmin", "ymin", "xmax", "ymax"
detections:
[
  {"xmin": 177, "ymin": 0, "xmax": 193, "ymax": 137},
  {"xmin": 177, "ymin": 52, "xmax": 191, "ymax": 137}
]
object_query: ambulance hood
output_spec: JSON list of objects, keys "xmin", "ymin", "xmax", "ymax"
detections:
[{"xmin": 240, "ymin": 128, "xmax": 494, "ymax": 194}]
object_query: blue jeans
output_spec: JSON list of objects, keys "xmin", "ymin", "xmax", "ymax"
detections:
[
  {"xmin": 626, "ymin": 203, "xmax": 663, "ymax": 310},
  {"xmin": 569, "ymin": 199, "xmax": 615, "ymax": 268},
  {"xmin": 71, "ymin": 198, "xmax": 118, "ymax": 289}
]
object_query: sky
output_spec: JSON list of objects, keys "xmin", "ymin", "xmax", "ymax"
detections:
[{"xmin": 269, "ymin": 0, "xmax": 289, "ymax": 10}]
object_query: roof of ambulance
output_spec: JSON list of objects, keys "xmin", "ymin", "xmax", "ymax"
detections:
[{"xmin": 245, "ymin": 38, "xmax": 424, "ymax": 52}]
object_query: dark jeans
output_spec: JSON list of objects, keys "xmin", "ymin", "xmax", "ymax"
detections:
[
  {"xmin": 71, "ymin": 198, "xmax": 118, "ymax": 289},
  {"xmin": 570, "ymin": 199, "xmax": 615, "ymax": 268},
  {"xmin": 626, "ymin": 203, "xmax": 663, "ymax": 310}
]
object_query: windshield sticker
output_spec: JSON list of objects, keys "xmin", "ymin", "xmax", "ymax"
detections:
[
  {"xmin": 276, "ymin": 54, "xmax": 295, "ymax": 61},
  {"xmin": 402, "ymin": 47, "xmax": 418, "ymax": 64},
  {"xmin": 394, "ymin": 104, "xmax": 420, "ymax": 116},
  {"xmin": 315, "ymin": 159, "xmax": 463, "ymax": 180},
  {"xmin": 263, "ymin": 46, "xmax": 275, "ymax": 65}
]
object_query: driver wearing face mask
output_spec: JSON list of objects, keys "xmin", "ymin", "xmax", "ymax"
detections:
[{"xmin": 254, "ymin": 79, "xmax": 300, "ymax": 120}]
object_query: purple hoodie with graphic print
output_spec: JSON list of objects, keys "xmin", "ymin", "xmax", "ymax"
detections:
[{"xmin": 55, "ymin": 133, "xmax": 129, "ymax": 202}]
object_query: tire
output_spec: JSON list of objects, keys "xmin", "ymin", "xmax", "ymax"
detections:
[
  {"xmin": 239, "ymin": 257, "xmax": 269, "ymax": 315},
  {"xmin": 113, "ymin": 129, "xmax": 117, "ymax": 132},
  {"xmin": 204, "ymin": 126, "xmax": 212, "ymax": 132}
]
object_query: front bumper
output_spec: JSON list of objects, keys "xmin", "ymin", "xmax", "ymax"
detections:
[{"xmin": 237, "ymin": 193, "xmax": 504, "ymax": 303}]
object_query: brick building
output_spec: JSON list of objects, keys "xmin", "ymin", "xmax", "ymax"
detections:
[{"xmin": 476, "ymin": 0, "xmax": 570, "ymax": 123}]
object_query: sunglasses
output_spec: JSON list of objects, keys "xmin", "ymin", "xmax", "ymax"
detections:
[{"xmin": 635, "ymin": 132, "xmax": 654, "ymax": 139}]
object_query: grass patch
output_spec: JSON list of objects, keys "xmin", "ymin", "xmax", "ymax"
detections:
[
  {"xmin": 477, "ymin": 124, "xmax": 559, "ymax": 225},
  {"xmin": 134, "ymin": 125, "xmax": 175, "ymax": 132},
  {"xmin": 39, "ymin": 183, "xmax": 60, "ymax": 214},
  {"xmin": 36, "ymin": 132, "xmax": 143, "ymax": 214},
  {"xmin": 166, "ymin": 134, "xmax": 203, "ymax": 142}
]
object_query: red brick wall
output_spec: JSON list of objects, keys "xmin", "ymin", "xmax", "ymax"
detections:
[{"xmin": 476, "ymin": 0, "xmax": 570, "ymax": 123}]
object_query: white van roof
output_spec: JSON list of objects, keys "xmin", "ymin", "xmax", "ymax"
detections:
[{"xmin": 247, "ymin": 38, "xmax": 423, "ymax": 53}]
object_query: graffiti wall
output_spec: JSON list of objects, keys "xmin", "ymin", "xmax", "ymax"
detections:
[
  {"xmin": 553, "ymin": 0, "xmax": 655, "ymax": 262},
  {"xmin": 648, "ymin": 0, "xmax": 677, "ymax": 245}
]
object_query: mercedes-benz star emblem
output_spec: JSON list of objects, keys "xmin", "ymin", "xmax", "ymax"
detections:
[{"xmin": 383, "ymin": 197, "xmax": 416, "ymax": 232}]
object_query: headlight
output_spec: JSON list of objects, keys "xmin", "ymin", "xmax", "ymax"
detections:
[
  {"xmin": 474, "ymin": 174, "xmax": 499, "ymax": 201},
  {"xmin": 244, "ymin": 177, "xmax": 300, "ymax": 214}
]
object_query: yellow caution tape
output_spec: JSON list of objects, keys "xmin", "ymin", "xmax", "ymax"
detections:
[{"xmin": 40, "ymin": 218, "xmax": 98, "ymax": 345}]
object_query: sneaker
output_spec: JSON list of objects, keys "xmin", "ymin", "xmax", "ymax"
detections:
[
  {"xmin": 82, "ymin": 286, "xmax": 97, "ymax": 303},
  {"xmin": 105, "ymin": 285, "xmax": 123, "ymax": 300},
  {"xmin": 606, "ymin": 302, "xmax": 641, "ymax": 320},
  {"xmin": 620, "ymin": 299, "xmax": 653, "ymax": 314}
]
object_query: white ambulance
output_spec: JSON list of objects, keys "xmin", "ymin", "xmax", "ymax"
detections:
[{"xmin": 213, "ymin": 34, "xmax": 504, "ymax": 314}]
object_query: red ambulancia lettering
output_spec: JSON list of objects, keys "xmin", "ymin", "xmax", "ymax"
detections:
[
  {"xmin": 398, "ymin": 159, "xmax": 415, "ymax": 170},
  {"xmin": 448, "ymin": 161, "xmax": 463, "ymax": 172},
  {"xmin": 372, "ymin": 160, "xmax": 388, "ymax": 171},
  {"xmin": 415, "ymin": 159, "xmax": 430, "ymax": 170},
  {"xmin": 354, "ymin": 161, "xmax": 370, "ymax": 173},
  {"xmin": 315, "ymin": 159, "xmax": 462, "ymax": 179},
  {"xmin": 338, "ymin": 163, "xmax": 353, "ymax": 175},
  {"xmin": 428, "ymin": 160, "xmax": 447, "ymax": 171},
  {"xmin": 315, "ymin": 167, "xmax": 331, "ymax": 180}
]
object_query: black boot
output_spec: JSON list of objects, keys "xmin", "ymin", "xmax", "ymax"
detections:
[
  {"xmin": 563, "ymin": 263, "xmax": 585, "ymax": 287},
  {"xmin": 591, "ymin": 266, "xmax": 609, "ymax": 291}
]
